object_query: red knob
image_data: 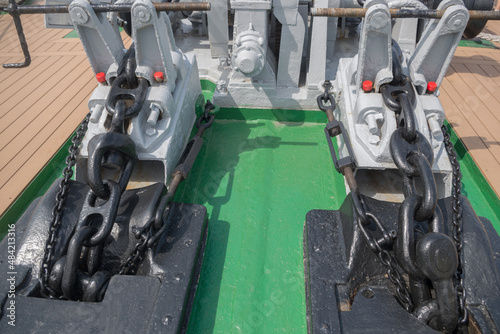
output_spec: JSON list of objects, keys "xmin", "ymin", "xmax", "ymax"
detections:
[
  {"xmin": 154, "ymin": 72, "xmax": 165, "ymax": 83},
  {"xmin": 427, "ymin": 81, "xmax": 438, "ymax": 93},
  {"xmin": 362, "ymin": 80, "xmax": 373, "ymax": 92},
  {"xmin": 96, "ymin": 72, "xmax": 106, "ymax": 83}
]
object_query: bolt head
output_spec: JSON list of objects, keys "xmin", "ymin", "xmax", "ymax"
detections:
[
  {"xmin": 370, "ymin": 12, "xmax": 389, "ymax": 30},
  {"xmin": 134, "ymin": 6, "xmax": 151, "ymax": 23},
  {"xmin": 369, "ymin": 135, "xmax": 380, "ymax": 145}
]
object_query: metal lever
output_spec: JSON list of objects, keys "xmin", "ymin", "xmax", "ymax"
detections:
[{"xmin": 3, "ymin": 0, "xmax": 31, "ymax": 69}]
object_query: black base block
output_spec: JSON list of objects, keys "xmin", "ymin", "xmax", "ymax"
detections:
[
  {"xmin": 0, "ymin": 201, "xmax": 207, "ymax": 334},
  {"xmin": 304, "ymin": 195, "xmax": 500, "ymax": 333}
]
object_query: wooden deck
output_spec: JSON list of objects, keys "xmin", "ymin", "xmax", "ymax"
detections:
[
  {"xmin": 0, "ymin": 14, "xmax": 131, "ymax": 216},
  {"xmin": 0, "ymin": 13, "xmax": 500, "ymax": 216}
]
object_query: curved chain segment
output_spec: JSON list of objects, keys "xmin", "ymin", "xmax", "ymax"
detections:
[
  {"xmin": 39, "ymin": 113, "xmax": 91, "ymax": 298},
  {"xmin": 118, "ymin": 100, "xmax": 216, "ymax": 275},
  {"xmin": 442, "ymin": 124, "xmax": 468, "ymax": 327},
  {"xmin": 75, "ymin": 180, "xmax": 121, "ymax": 246},
  {"xmin": 317, "ymin": 82, "xmax": 414, "ymax": 312},
  {"xmin": 383, "ymin": 55, "xmax": 461, "ymax": 330},
  {"xmin": 87, "ymin": 131, "xmax": 137, "ymax": 199}
]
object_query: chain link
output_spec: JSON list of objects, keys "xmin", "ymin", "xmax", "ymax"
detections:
[
  {"xmin": 318, "ymin": 82, "xmax": 414, "ymax": 312},
  {"xmin": 356, "ymin": 210, "xmax": 414, "ymax": 312},
  {"xmin": 39, "ymin": 113, "xmax": 91, "ymax": 298},
  {"xmin": 442, "ymin": 125, "xmax": 468, "ymax": 327},
  {"xmin": 118, "ymin": 101, "xmax": 216, "ymax": 275},
  {"xmin": 118, "ymin": 226, "xmax": 151, "ymax": 275}
]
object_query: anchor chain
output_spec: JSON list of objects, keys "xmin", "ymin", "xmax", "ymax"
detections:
[
  {"xmin": 382, "ymin": 45, "xmax": 460, "ymax": 332},
  {"xmin": 317, "ymin": 81, "xmax": 414, "ymax": 312},
  {"xmin": 119, "ymin": 100, "xmax": 216, "ymax": 275},
  {"xmin": 442, "ymin": 124, "xmax": 468, "ymax": 328},
  {"xmin": 40, "ymin": 47, "xmax": 145, "ymax": 300},
  {"xmin": 40, "ymin": 112, "xmax": 91, "ymax": 298}
]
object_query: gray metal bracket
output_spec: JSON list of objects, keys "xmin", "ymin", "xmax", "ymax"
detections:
[
  {"xmin": 131, "ymin": 0, "xmax": 181, "ymax": 91},
  {"xmin": 408, "ymin": 0, "xmax": 469, "ymax": 94},
  {"xmin": 69, "ymin": 0, "xmax": 125, "ymax": 81},
  {"xmin": 75, "ymin": 0, "xmax": 201, "ymax": 187},
  {"xmin": 207, "ymin": 0, "xmax": 229, "ymax": 60},
  {"xmin": 355, "ymin": 0, "xmax": 393, "ymax": 93},
  {"xmin": 276, "ymin": 3, "xmax": 308, "ymax": 89}
]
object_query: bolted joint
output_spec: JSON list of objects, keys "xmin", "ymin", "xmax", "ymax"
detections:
[{"xmin": 231, "ymin": 29, "xmax": 266, "ymax": 77}]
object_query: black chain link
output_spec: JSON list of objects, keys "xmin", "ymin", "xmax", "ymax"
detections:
[
  {"xmin": 442, "ymin": 124, "xmax": 468, "ymax": 327},
  {"xmin": 118, "ymin": 100, "xmax": 216, "ymax": 275},
  {"xmin": 355, "ymin": 205, "xmax": 414, "ymax": 312},
  {"xmin": 374, "ymin": 241, "xmax": 414, "ymax": 312},
  {"xmin": 318, "ymin": 81, "xmax": 414, "ymax": 312},
  {"xmin": 383, "ymin": 47, "xmax": 460, "ymax": 331},
  {"xmin": 39, "ymin": 113, "xmax": 91, "ymax": 298},
  {"xmin": 118, "ymin": 225, "xmax": 151, "ymax": 275}
]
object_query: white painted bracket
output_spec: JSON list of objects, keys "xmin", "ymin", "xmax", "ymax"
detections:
[
  {"xmin": 307, "ymin": 0, "xmax": 329, "ymax": 87},
  {"xmin": 132, "ymin": 0, "xmax": 182, "ymax": 91},
  {"xmin": 355, "ymin": 0, "xmax": 393, "ymax": 93},
  {"xmin": 207, "ymin": 0, "xmax": 229, "ymax": 59},
  {"xmin": 408, "ymin": 0, "xmax": 469, "ymax": 94},
  {"xmin": 276, "ymin": 5, "xmax": 307, "ymax": 89},
  {"xmin": 69, "ymin": 0, "xmax": 125, "ymax": 81}
]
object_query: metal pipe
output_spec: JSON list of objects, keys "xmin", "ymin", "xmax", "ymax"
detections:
[
  {"xmin": 311, "ymin": 8, "xmax": 500, "ymax": 20},
  {"xmin": 1, "ymin": 2, "xmax": 210, "ymax": 14}
]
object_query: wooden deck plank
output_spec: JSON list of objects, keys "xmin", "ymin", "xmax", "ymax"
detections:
[
  {"xmin": 444, "ymin": 67, "xmax": 500, "ymax": 150},
  {"xmin": 439, "ymin": 86, "xmax": 500, "ymax": 190},
  {"xmin": 0, "ymin": 57, "xmax": 26, "ymax": 81},
  {"xmin": 27, "ymin": 30, "xmax": 71, "ymax": 53},
  {"xmin": 0, "ymin": 13, "xmax": 38, "ymax": 29},
  {"xmin": 0, "ymin": 80, "xmax": 94, "ymax": 214},
  {"xmin": 462, "ymin": 63, "xmax": 500, "ymax": 106},
  {"xmin": 450, "ymin": 63, "xmax": 500, "ymax": 124},
  {"xmin": 0, "ymin": 14, "xmax": 37, "ymax": 32},
  {"xmin": 0, "ymin": 74, "xmax": 94, "ymax": 188},
  {"xmin": 56, "ymin": 39, "xmax": 82, "ymax": 52},
  {"xmin": 0, "ymin": 56, "xmax": 81, "ymax": 121},
  {"xmin": 70, "ymin": 40, "xmax": 85, "ymax": 51},
  {"xmin": 0, "ymin": 57, "xmax": 92, "ymax": 163},
  {"xmin": 5, "ymin": 26, "xmax": 65, "ymax": 53},
  {"xmin": 1, "ymin": 17, "xmax": 50, "ymax": 52},
  {"xmin": 0, "ymin": 56, "xmax": 62, "ymax": 87},
  {"xmin": 0, "ymin": 51, "xmax": 88, "ymax": 57},
  {"xmin": 448, "ymin": 57, "xmax": 500, "ymax": 66},
  {"xmin": 0, "ymin": 56, "xmax": 53, "ymax": 93},
  {"xmin": 478, "ymin": 64, "xmax": 500, "ymax": 87}
]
